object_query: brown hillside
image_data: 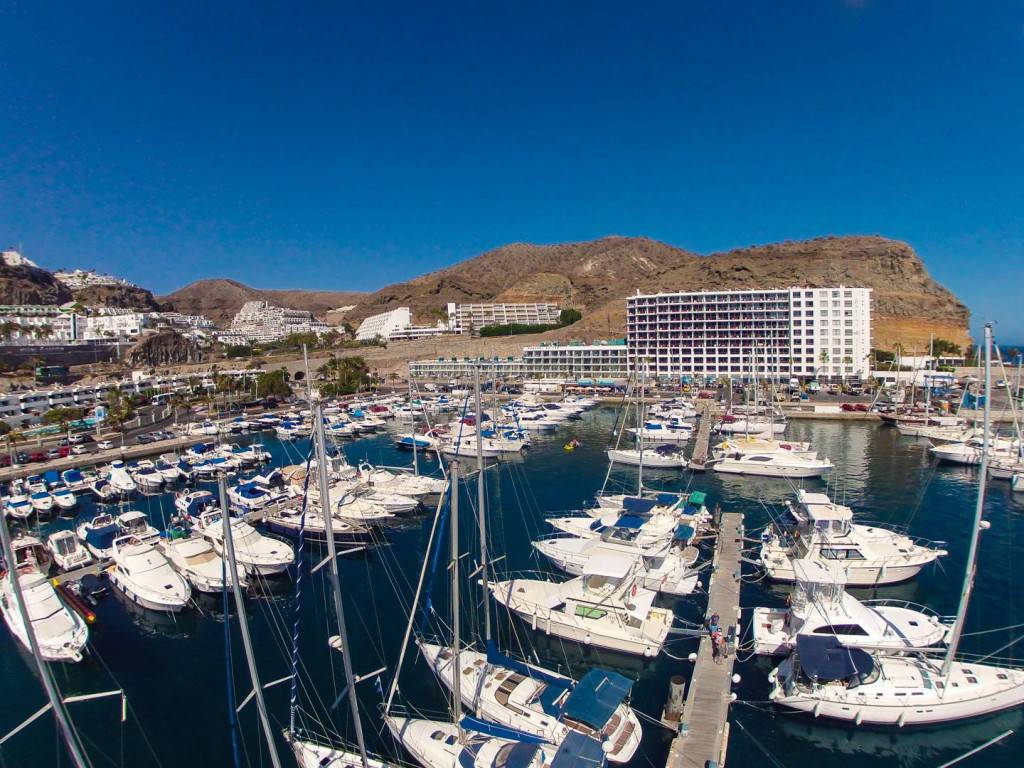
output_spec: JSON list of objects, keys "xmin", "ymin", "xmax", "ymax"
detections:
[
  {"xmin": 73, "ymin": 283, "xmax": 162, "ymax": 311},
  {"xmin": 353, "ymin": 235, "xmax": 970, "ymax": 352},
  {"xmin": 161, "ymin": 279, "xmax": 365, "ymax": 326}
]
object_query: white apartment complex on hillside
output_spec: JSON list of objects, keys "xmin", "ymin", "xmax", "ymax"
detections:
[
  {"xmin": 446, "ymin": 302, "xmax": 561, "ymax": 334},
  {"xmin": 54, "ymin": 268, "xmax": 139, "ymax": 291},
  {"xmin": 225, "ymin": 300, "xmax": 329, "ymax": 344},
  {"xmin": 627, "ymin": 287, "xmax": 872, "ymax": 380},
  {"xmin": 0, "ymin": 305, "xmax": 147, "ymax": 343},
  {"xmin": 356, "ymin": 307, "xmax": 448, "ymax": 341}
]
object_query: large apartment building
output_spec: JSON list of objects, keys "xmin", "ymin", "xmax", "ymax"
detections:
[
  {"xmin": 626, "ymin": 287, "xmax": 872, "ymax": 380},
  {"xmin": 521, "ymin": 340, "xmax": 629, "ymax": 379},
  {"xmin": 446, "ymin": 302, "xmax": 561, "ymax": 334},
  {"xmin": 0, "ymin": 305, "xmax": 146, "ymax": 343},
  {"xmin": 227, "ymin": 300, "xmax": 329, "ymax": 344}
]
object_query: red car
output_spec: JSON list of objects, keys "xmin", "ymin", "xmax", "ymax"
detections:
[
  {"xmin": 28, "ymin": 452, "xmax": 46, "ymax": 463},
  {"xmin": 59, "ymin": 446, "xmax": 71, "ymax": 457}
]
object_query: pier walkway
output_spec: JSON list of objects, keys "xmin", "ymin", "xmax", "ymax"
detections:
[
  {"xmin": 687, "ymin": 401, "xmax": 714, "ymax": 470},
  {"xmin": 666, "ymin": 511, "xmax": 743, "ymax": 768}
]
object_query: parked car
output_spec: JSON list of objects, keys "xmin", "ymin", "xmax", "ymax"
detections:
[
  {"xmin": 136, "ymin": 434, "xmax": 153, "ymax": 444},
  {"xmin": 71, "ymin": 445, "xmax": 88, "ymax": 456},
  {"xmin": 46, "ymin": 448, "xmax": 61, "ymax": 459},
  {"xmin": 59, "ymin": 446, "xmax": 71, "ymax": 457},
  {"xmin": 68, "ymin": 434, "xmax": 86, "ymax": 445},
  {"xmin": 96, "ymin": 440, "xmax": 113, "ymax": 450},
  {"xmin": 29, "ymin": 452, "xmax": 46, "ymax": 463}
]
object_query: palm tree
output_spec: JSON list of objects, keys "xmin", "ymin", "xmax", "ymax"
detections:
[
  {"xmin": 0, "ymin": 321, "xmax": 21, "ymax": 341},
  {"xmin": 34, "ymin": 324, "xmax": 54, "ymax": 341}
]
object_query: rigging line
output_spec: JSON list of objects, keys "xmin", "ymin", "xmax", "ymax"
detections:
[
  {"xmin": 936, "ymin": 729, "xmax": 1015, "ymax": 768},
  {"xmin": 223, "ymin": 536, "xmax": 243, "ymax": 768},
  {"xmin": 287, "ymin": 448, "xmax": 315, "ymax": 734}
]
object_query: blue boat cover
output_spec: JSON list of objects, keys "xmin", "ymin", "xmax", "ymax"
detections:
[
  {"xmin": 63, "ymin": 469, "xmax": 84, "ymax": 483},
  {"xmin": 85, "ymin": 524, "xmax": 118, "ymax": 551},
  {"xmin": 458, "ymin": 716, "xmax": 547, "ymax": 745},
  {"xmin": 550, "ymin": 731, "xmax": 606, "ymax": 768},
  {"xmin": 613, "ymin": 515, "xmax": 646, "ymax": 530},
  {"xmin": 622, "ymin": 497, "xmax": 658, "ymax": 515},
  {"xmin": 486, "ymin": 640, "xmax": 565, "ymax": 686},
  {"xmin": 589, "ymin": 518, "xmax": 604, "ymax": 531},
  {"xmin": 560, "ymin": 669, "xmax": 632, "ymax": 730},
  {"xmin": 796, "ymin": 635, "xmax": 874, "ymax": 681},
  {"xmin": 655, "ymin": 492, "xmax": 681, "ymax": 505},
  {"xmin": 538, "ymin": 678, "xmax": 573, "ymax": 717},
  {"xmin": 673, "ymin": 524, "xmax": 696, "ymax": 542},
  {"xmin": 43, "ymin": 470, "xmax": 59, "ymax": 484}
]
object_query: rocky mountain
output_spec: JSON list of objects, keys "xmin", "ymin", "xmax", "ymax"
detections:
[
  {"xmin": 72, "ymin": 283, "xmax": 162, "ymax": 311},
  {"xmin": 161, "ymin": 279, "xmax": 365, "ymax": 326},
  {"xmin": 0, "ymin": 262, "xmax": 73, "ymax": 305},
  {"xmin": 349, "ymin": 235, "xmax": 970, "ymax": 351}
]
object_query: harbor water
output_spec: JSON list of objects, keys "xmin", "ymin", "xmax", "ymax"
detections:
[{"xmin": 1, "ymin": 409, "xmax": 1023, "ymax": 768}]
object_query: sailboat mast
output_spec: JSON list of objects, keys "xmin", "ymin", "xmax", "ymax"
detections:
[
  {"xmin": 637, "ymin": 363, "xmax": 645, "ymax": 494},
  {"xmin": 473, "ymin": 366, "xmax": 491, "ymax": 644},
  {"xmin": 312, "ymin": 397, "xmax": 371, "ymax": 768},
  {"xmin": 942, "ymin": 323, "xmax": 993, "ymax": 676},
  {"xmin": 450, "ymin": 460, "xmax": 463, "ymax": 740},
  {"xmin": 217, "ymin": 475, "xmax": 283, "ymax": 768},
  {"xmin": 0, "ymin": 517, "xmax": 90, "ymax": 768},
  {"xmin": 409, "ymin": 373, "xmax": 419, "ymax": 476}
]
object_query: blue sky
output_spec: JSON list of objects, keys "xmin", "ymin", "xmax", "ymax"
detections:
[{"xmin": 1, "ymin": 2, "xmax": 1022, "ymax": 340}]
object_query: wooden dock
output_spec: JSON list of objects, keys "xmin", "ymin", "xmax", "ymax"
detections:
[
  {"xmin": 688, "ymin": 401, "xmax": 714, "ymax": 470},
  {"xmin": 665, "ymin": 511, "xmax": 743, "ymax": 768}
]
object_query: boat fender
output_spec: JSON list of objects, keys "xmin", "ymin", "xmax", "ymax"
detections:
[
  {"xmin": 584, "ymin": 634, "xmax": 592, "ymax": 645},
  {"xmin": 531, "ymin": 612, "xmax": 538, "ymax": 631},
  {"xmin": 812, "ymin": 702, "xmax": 822, "ymax": 718},
  {"xmin": 643, "ymin": 646, "xmax": 652, "ymax": 658},
  {"xmin": 897, "ymin": 711, "xmax": 907, "ymax": 728},
  {"xmin": 854, "ymin": 709, "xmax": 863, "ymax": 725}
]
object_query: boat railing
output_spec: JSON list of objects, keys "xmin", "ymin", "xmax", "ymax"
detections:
[
  {"xmin": 855, "ymin": 519, "xmax": 947, "ymax": 549},
  {"xmin": 861, "ymin": 598, "xmax": 956, "ymax": 623}
]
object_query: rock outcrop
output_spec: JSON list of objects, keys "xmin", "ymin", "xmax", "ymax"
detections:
[
  {"xmin": 73, "ymin": 284, "xmax": 162, "ymax": 311},
  {"xmin": 0, "ymin": 263, "xmax": 73, "ymax": 305},
  {"xmin": 126, "ymin": 330, "xmax": 203, "ymax": 367}
]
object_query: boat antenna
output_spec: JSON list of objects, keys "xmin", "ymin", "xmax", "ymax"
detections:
[
  {"xmin": 474, "ymin": 366, "xmax": 491, "ymax": 647},
  {"xmin": 217, "ymin": 474, "xmax": 283, "ymax": 768},
  {"xmin": 311, "ymin": 388, "xmax": 371, "ymax": 768},
  {"xmin": 0, "ymin": 517, "xmax": 91, "ymax": 768},
  {"xmin": 942, "ymin": 323, "xmax": 993, "ymax": 677}
]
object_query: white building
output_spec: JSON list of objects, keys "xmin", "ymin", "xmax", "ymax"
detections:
[
  {"xmin": 0, "ymin": 305, "xmax": 145, "ymax": 343},
  {"xmin": 355, "ymin": 307, "xmax": 412, "ymax": 341},
  {"xmin": 147, "ymin": 311, "xmax": 216, "ymax": 330},
  {"xmin": 228, "ymin": 300, "xmax": 329, "ymax": 344},
  {"xmin": 53, "ymin": 268, "xmax": 138, "ymax": 290},
  {"xmin": 626, "ymin": 286, "xmax": 872, "ymax": 380},
  {"xmin": 408, "ymin": 356, "xmax": 526, "ymax": 379},
  {"xmin": 446, "ymin": 302, "xmax": 561, "ymax": 334},
  {"xmin": 521, "ymin": 341, "xmax": 629, "ymax": 380},
  {"xmin": 1, "ymin": 249, "xmax": 39, "ymax": 268}
]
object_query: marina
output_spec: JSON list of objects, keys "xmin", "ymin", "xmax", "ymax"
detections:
[{"xmin": 0, "ymin": 372, "xmax": 1020, "ymax": 768}]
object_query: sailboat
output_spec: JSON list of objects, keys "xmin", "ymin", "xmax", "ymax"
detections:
[
  {"xmin": 606, "ymin": 369, "xmax": 686, "ymax": 469},
  {"xmin": 769, "ymin": 324, "xmax": 1024, "ymax": 725}
]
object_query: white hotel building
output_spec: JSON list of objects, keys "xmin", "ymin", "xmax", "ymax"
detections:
[
  {"xmin": 626, "ymin": 287, "xmax": 872, "ymax": 380},
  {"xmin": 447, "ymin": 302, "xmax": 561, "ymax": 334}
]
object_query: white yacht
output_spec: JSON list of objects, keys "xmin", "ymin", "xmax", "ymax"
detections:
[
  {"xmin": 357, "ymin": 463, "xmax": 446, "ymax": 498},
  {"xmin": 116, "ymin": 510, "xmax": 160, "ymax": 543},
  {"xmin": 191, "ymin": 509, "xmax": 294, "ymax": 576},
  {"xmin": 714, "ymin": 436, "xmax": 815, "ymax": 458},
  {"xmin": 385, "ymin": 717, "xmax": 602, "ymax": 768},
  {"xmin": 710, "ymin": 451, "xmax": 833, "ymax": 478},
  {"xmin": 627, "ymin": 419, "xmax": 692, "ymax": 444},
  {"xmin": 29, "ymin": 490, "xmax": 54, "ymax": 514},
  {"xmin": 606, "ymin": 445, "xmax": 687, "ymax": 468},
  {"xmin": 76, "ymin": 512, "xmax": 120, "ymax": 558},
  {"xmin": 107, "ymin": 460, "xmax": 137, "ymax": 496},
  {"xmin": 419, "ymin": 642, "xmax": 642, "ymax": 763},
  {"xmin": 160, "ymin": 534, "xmax": 245, "ymax": 593},
  {"xmin": 4, "ymin": 493, "xmax": 34, "ymax": 521},
  {"xmin": 51, "ymin": 486, "xmax": 77, "ymax": 512},
  {"xmin": 769, "ymin": 635, "xmax": 1024, "ymax": 726},
  {"xmin": 715, "ymin": 415, "xmax": 787, "ymax": 435},
  {"xmin": 46, "ymin": 529, "xmax": 94, "ymax": 572},
  {"xmin": 1, "ymin": 537, "xmax": 88, "ymax": 662},
  {"xmin": 534, "ymin": 534, "xmax": 700, "ymax": 597},
  {"xmin": 108, "ymin": 535, "xmax": 191, "ymax": 612},
  {"xmin": 490, "ymin": 552, "xmax": 674, "ymax": 657},
  {"xmin": 88, "ymin": 476, "xmax": 117, "ymax": 502},
  {"xmin": 751, "ymin": 560, "xmax": 950, "ymax": 655},
  {"xmin": 758, "ymin": 490, "xmax": 947, "ymax": 586},
  {"xmin": 930, "ymin": 435, "xmax": 1019, "ymax": 466}
]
